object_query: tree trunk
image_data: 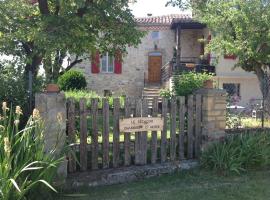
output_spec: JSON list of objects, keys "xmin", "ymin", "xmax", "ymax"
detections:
[
  {"xmin": 255, "ymin": 67, "xmax": 270, "ymax": 116},
  {"xmin": 24, "ymin": 55, "xmax": 43, "ymax": 116}
]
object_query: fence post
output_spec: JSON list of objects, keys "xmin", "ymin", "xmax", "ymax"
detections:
[
  {"xmin": 195, "ymin": 88, "xmax": 227, "ymax": 151},
  {"xmin": 35, "ymin": 92, "xmax": 67, "ymax": 180}
]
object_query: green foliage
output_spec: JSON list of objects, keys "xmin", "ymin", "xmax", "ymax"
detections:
[
  {"xmin": 0, "ymin": 0, "xmax": 144, "ymax": 81},
  {"xmin": 226, "ymin": 112, "xmax": 242, "ymax": 129},
  {"xmin": 159, "ymin": 89, "xmax": 172, "ymax": 98},
  {"xmin": 58, "ymin": 70, "xmax": 87, "ymax": 91},
  {"xmin": 173, "ymin": 72, "xmax": 212, "ymax": 96},
  {"xmin": 65, "ymin": 90, "xmax": 125, "ymax": 108},
  {"xmin": 201, "ymin": 132, "xmax": 270, "ymax": 174},
  {"xmin": 0, "ymin": 61, "xmax": 45, "ymax": 118},
  {"xmin": 0, "ymin": 63, "xmax": 28, "ymax": 110},
  {"xmin": 0, "ymin": 102, "xmax": 64, "ymax": 200},
  {"xmin": 65, "ymin": 90, "xmax": 100, "ymax": 104}
]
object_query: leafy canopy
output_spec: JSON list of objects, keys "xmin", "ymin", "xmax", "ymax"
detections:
[{"xmin": 0, "ymin": 0, "xmax": 144, "ymax": 79}]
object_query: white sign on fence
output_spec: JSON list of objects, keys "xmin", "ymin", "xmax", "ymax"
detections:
[{"xmin": 119, "ymin": 117, "xmax": 164, "ymax": 132}]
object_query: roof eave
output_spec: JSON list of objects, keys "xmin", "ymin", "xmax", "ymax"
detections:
[{"xmin": 171, "ymin": 21, "xmax": 207, "ymax": 29}]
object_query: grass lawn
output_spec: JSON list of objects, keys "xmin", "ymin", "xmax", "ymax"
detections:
[{"xmin": 56, "ymin": 169, "xmax": 270, "ymax": 200}]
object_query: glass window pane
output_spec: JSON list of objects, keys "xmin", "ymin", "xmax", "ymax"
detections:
[
  {"xmin": 223, "ymin": 83, "xmax": 240, "ymax": 96},
  {"xmin": 108, "ymin": 56, "xmax": 114, "ymax": 72},
  {"xmin": 101, "ymin": 55, "xmax": 107, "ymax": 72}
]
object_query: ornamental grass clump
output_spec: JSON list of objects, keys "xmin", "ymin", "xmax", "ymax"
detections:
[
  {"xmin": 0, "ymin": 102, "xmax": 63, "ymax": 200},
  {"xmin": 201, "ymin": 132, "xmax": 270, "ymax": 174}
]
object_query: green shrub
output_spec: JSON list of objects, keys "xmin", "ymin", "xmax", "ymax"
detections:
[
  {"xmin": 173, "ymin": 72, "xmax": 213, "ymax": 96},
  {"xmin": 0, "ymin": 102, "xmax": 63, "ymax": 199},
  {"xmin": 57, "ymin": 70, "xmax": 87, "ymax": 91},
  {"xmin": 159, "ymin": 89, "xmax": 172, "ymax": 98},
  {"xmin": 0, "ymin": 62, "xmax": 45, "ymax": 125},
  {"xmin": 201, "ymin": 132, "xmax": 270, "ymax": 174},
  {"xmin": 226, "ymin": 112, "xmax": 242, "ymax": 129},
  {"xmin": 65, "ymin": 90, "xmax": 125, "ymax": 108}
]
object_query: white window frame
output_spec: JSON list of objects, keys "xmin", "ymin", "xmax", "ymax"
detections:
[{"xmin": 100, "ymin": 52, "xmax": 114, "ymax": 73}]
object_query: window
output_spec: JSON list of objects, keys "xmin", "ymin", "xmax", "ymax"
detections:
[
  {"xmin": 223, "ymin": 83, "xmax": 240, "ymax": 96},
  {"xmin": 101, "ymin": 53, "xmax": 114, "ymax": 73},
  {"xmin": 151, "ymin": 31, "xmax": 160, "ymax": 40}
]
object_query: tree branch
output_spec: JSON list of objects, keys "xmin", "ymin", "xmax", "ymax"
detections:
[
  {"xmin": 54, "ymin": 0, "xmax": 60, "ymax": 15},
  {"xmin": 61, "ymin": 56, "xmax": 83, "ymax": 75},
  {"xmin": 38, "ymin": 0, "xmax": 50, "ymax": 15},
  {"xmin": 76, "ymin": 0, "xmax": 93, "ymax": 17}
]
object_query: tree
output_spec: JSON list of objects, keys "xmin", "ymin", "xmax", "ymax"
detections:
[
  {"xmin": 168, "ymin": 0, "xmax": 270, "ymax": 109},
  {"xmin": 0, "ymin": 0, "xmax": 144, "ymax": 82}
]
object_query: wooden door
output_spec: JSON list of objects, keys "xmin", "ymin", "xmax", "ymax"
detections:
[{"xmin": 148, "ymin": 56, "xmax": 162, "ymax": 83}]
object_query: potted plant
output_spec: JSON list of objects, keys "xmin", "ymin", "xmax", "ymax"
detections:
[
  {"xmin": 203, "ymin": 79, "xmax": 214, "ymax": 89},
  {"xmin": 46, "ymin": 83, "xmax": 60, "ymax": 93}
]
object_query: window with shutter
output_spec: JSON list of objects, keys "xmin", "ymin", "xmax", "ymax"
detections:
[
  {"xmin": 91, "ymin": 51, "xmax": 100, "ymax": 74},
  {"xmin": 100, "ymin": 53, "xmax": 114, "ymax": 73}
]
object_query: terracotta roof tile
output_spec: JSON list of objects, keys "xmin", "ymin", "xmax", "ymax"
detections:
[{"xmin": 135, "ymin": 14, "xmax": 192, "ymax": 26}]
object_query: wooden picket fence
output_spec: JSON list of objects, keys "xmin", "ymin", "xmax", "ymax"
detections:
[{"xmin": 67, "ymin": 95, "xmax": 202, "ymax": 173}]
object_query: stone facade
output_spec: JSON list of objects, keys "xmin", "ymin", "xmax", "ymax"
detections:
[
  {"xmin": 196, "ymin": 88, "xmax": 227, "ymax": 150},
  {"xmin": 35, "ymin": 92, "xmax": 67, "ymax": 179},
  {"xmin": 75, "ymin": 19, "xmax": 204, "ymax": 97}
]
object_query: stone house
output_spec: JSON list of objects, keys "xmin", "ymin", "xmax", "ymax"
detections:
[{"xmin": 75, "ymin": 14, "xmax": 261, "ymax": 106}]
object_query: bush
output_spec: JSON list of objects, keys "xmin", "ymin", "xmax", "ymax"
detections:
[
  {"xmin": 57, "ymin": 70, "xmax": 87, "ymax": 91},
  {"xmin": 65, "ymin": 90, "xmax": 125, "ymax": 108},
  {"xmin": 173, "ymin": 72, "xmax": 213, "ymax": 96},
  {"xmin": 159, "ymin": 89, "xmax": 172, "ymax": 98},
  {"xmin": 226, "ymin": 112, "xmax": 242, "ymax": 129},
  {"xmin": 0, "ymin": 62, "xmax": 45, "ymax": 124},
  {"xmin": 0, "ymin": 102, "xmax": 63, "ymax": 199},
  {"xmin": 0, "ymin": 64, "xmax": 27, "ymax": 109},
  {"xmin": 201, "ymin": 132, "xmax": 270, "ymax": 174}
]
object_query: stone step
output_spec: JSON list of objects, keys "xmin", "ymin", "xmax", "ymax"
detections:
[
  {"xmin": 143, "ymin": 94, "xmax": 161, "ymax": 97},
  {"xmin": 143, "ymin": 91, "xmax": 160, "ymax": 95}
]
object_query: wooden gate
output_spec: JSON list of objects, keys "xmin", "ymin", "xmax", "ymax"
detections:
[{"xmin": 67, "ymin": 95, "xmax": 202, "ymax": 173}]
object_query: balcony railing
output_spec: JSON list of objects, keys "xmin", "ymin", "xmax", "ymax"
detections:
[{"xmin": 172, "ymin": 57, "xmax": 216, "ymax": 74}]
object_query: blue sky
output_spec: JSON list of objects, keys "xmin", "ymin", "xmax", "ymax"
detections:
[{"xmin": 129, "ymin": 0, "xmax": 190, "ymax": 17}]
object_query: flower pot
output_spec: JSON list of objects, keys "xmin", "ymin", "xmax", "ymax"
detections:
[
  {"xmin": 203, "ymin": 80, "xmax": 213, "ymax": 89},
  {"xmin": 46, "ymin": 84, "xmax": 60, "ymax": 93}
]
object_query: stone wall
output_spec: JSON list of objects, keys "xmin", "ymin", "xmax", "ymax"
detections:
[
  {"xmin": 35, "ymin": 92, "xmax": 67, "ymax": 179},
  {"xmin": 196, "ymin": 88, "xmax": 227, "ymax": 150}
]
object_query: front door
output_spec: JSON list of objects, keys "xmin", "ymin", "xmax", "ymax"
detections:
[{"xmin": 148, "ymin": 56, "xmax": 162, "ymax": 83}]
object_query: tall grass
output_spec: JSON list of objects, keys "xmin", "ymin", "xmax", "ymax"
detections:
[
  {"xmin": 0, "ymin": 102, "xmax": 63, "ymax": 200},
  {"xmin": 201, "ymin": 132, "xmax": 270, "ymax": 174}
]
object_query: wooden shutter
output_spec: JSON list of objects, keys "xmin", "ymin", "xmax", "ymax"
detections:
[
  {"xmin": 91, "ymin": 51, "xmax": 100, "ymax": 74},
  {"xmin": 114, "ymin": 51, "xmax": 122, "ymax": 74}
]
